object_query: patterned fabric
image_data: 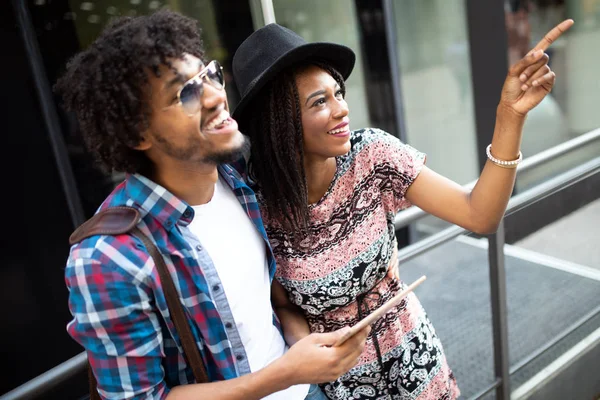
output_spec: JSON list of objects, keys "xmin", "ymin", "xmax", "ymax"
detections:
[
  {"xmin": 263, "ymin": 128, "xmax": 460, "ymax": 400},
  {"xmin": 65, "ymin": 162, "xmax": 278, "ymax": 400}
]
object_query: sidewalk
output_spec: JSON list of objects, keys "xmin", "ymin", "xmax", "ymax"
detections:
[{"xmin": 514, "ymin": 199, "xmax": 600, "ymax": 268}]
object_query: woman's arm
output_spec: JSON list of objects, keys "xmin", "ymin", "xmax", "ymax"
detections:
[
  {"xmin": 271, "ymin": 279, "xmax": 311, "ymax": 345},
  {"xmin": 405, "ymin": 107, "xmax": 522, "ymax": 235},
  {"xmin": 405, "ymin": 19, "xmax": 573, "ymax": 235}
]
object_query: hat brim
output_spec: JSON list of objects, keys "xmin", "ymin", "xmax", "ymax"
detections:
[{"xmin": 231, "ymin": 42, "xmax": 355, "ymax": 125}]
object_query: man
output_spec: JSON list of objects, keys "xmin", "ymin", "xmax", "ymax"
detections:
[{"xmin": 57, "ymin": 9, "xmax": 368, "ymax": 400}]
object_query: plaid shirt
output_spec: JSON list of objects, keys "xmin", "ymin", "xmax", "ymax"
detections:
[{"xmin": 65, "ymin": 162, "xmax": 278, "ymax": 400}]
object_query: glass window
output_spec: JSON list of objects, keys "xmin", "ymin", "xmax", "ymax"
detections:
[
  {"xmin": 505, "ymin": 0, "xmax": 600, "ymax": 191},
  {"xmin": 272, "ymin": 0, "xmax": 372, "ymax": 130},
  {"xmin": 391, "ymin": 0, "xmax": 479, "ymax": 186}
]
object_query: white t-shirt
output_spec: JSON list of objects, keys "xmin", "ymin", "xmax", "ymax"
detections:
[{"xmin": 188, "ymin": 177, "xmax": 309, "ymax": 400}]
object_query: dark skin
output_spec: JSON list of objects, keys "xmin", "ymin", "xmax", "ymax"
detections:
[{"xmin": 133, "ymin": 53, "xmax": 370, "ymax": 400}]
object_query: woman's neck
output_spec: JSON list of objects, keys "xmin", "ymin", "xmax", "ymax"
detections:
[{"xmin": 303, "ymin": 156, "xmax": 337, "ymax": 205}]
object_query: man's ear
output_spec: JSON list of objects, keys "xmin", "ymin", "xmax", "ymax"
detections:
[{"xmin": 134, "ymin": 132, "xmax": 152, "ymax": 151}]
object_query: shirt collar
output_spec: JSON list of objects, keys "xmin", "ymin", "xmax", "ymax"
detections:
[
  {"xmin": 218, "ymin": 163, "xmax": 246, "ymax": 190},
  {"xmin": 120, "ymin": 173, "xmax": 192, "ymax": 230},
  {"xmin": 108, "ymin": 165, "xmax": 246, "ymax": 231}
]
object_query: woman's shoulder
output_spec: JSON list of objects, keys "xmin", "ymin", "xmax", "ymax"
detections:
[
  {"xmin": 344, "ymin": 127, "xmax": 425, "ymax": 172},
  {"xmin": 350, "ymin": 127, "xmax": 397, "ymax": 146},
  {"xmin": 347, "ymin": 127, "xmax": 405, "ymax": 160}
]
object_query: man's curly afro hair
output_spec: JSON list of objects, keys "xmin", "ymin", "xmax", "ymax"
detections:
[{"xmin": 54, "ymin": 9, "xmax": 204, "ymax": 174}]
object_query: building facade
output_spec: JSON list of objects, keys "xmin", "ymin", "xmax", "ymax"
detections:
[{"xmin": 2, "ymin": 0, "xmax": 599, "ymax": 398}]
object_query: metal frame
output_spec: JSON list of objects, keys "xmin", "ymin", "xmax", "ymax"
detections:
[
  {"xmin": 249, "ymin": 0, "xmax": 276, "ymax": 29},
  {"xmin": 352, "ymin": 0, "xmax": 401, "ymax": 140},
  {"xmin": 11, "ymin": 0, "xmax": 85, "ymax": 228},
  {"xmin": 381, "ymin": 0, "xmax": 408, "ymax": 144},
  {"xmin": 0, "ymin": 353, "xmax": 87, "ymax": 400},
  {"xmin": 3, "ymin": 128, "xmax": 598, "ymax": 400},
  {"xmin": 466, "ymin": 0, "xmax": 511, "ymax": 171},
  {"xmin": 394, "ymin": 128, "xmax": 600, "ymax": 230},
  {"xmin": 380, "ymin": 0, "xmax": 418, "ymax": 244},
  {"xmin": 488, "ymin": 221, "xmax": 511, "ymax": 399},
  {"xmin": 395, "ymin": 158, "xmax": 600, "ymax": 266},
  {"xmin": 260, "ymin": 0, "xmax": 276, "ymax": 24}
]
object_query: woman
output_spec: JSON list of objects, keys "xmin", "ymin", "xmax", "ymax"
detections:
[{"xmin": 231, "ymin": 21, "xmax": 572, "ymax": 399}]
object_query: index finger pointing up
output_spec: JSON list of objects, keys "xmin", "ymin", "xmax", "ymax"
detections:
[{"xmin": 533, "ymin": 19, "xmax": 574, "ymax": 51}]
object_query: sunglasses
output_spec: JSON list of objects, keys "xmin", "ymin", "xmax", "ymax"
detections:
[{"xmin": 164, "ymin": 60, "xmax": 225, "ymax": 115}]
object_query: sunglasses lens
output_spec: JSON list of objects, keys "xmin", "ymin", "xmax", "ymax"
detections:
[
  {"xmin": 175, "ymin": 61, "xmax": 224, "ymax": 115},
  {"xmin": 180, "ymin": 81, "xmax": 202, "ymax": 114},
  {"xmin": 206, "ymin": 62, "xmax": 224, "ymax": 90}
]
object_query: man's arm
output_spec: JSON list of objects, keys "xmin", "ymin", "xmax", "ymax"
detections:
[
  {"xmin": 167, "ymin": 326, "xmax": 369, "ymax": 400},
  {"xmin": 271, "ymin": 280, "xmax": 311, "ymax": 345},
  {"xmin": 67, "ymin": 248, "xmax": 369, "ymax": 400}
]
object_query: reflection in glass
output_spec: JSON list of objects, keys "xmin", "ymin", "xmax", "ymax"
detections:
[{"xmin": 391, "ymin": 0, "xmax": 479, "ymax": 186}]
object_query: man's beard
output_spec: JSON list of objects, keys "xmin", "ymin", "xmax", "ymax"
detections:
[
  {"xmin": 202, "ymin": 135, "xmax": 250, "ymax": 165},
  {"xmin": 153, "ymin": 132, "xmax": 250, "ymax": 166}
]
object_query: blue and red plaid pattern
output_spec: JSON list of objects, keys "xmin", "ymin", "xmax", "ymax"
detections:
[{"xmin": 65, "ymin": 162, "xmax": 277, "ymax": 399}]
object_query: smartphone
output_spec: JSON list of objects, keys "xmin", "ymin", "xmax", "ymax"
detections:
[{"xmin": 333, "ymin": 275, "xmax": 426, "ymax": 347}]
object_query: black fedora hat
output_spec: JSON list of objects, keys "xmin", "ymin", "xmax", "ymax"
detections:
[{"xmin": 231, "ymin": 23, "xmax": 355, "ymax": 124}]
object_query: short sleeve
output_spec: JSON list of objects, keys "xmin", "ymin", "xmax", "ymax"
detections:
[{"xmin": 357, "ymin": 128, "xmax": 426, "ymax": 213}]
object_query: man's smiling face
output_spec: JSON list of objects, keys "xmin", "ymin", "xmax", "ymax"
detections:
[{"xmin": 137, "ymin": 53, "xmax": 246, "ymax": 167}]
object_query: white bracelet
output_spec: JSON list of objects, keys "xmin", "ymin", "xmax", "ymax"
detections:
[{"xmin": 486, "ymin": 144, "xmax": 522, "ymax": 169}]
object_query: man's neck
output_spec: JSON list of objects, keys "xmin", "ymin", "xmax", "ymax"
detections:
[{"xmin": 150, "ymin": 161, "xmax": 220, "ymax": 206}]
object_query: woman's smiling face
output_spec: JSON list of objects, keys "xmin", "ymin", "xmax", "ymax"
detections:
[{"xmin": 295, "ymin": 65, "xmax": 351, "ymax": 161}]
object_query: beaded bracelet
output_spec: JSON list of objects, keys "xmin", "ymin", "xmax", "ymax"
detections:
[{"xmin": 486, "ymin": 144, "xmax": 522, "ymax": 169}]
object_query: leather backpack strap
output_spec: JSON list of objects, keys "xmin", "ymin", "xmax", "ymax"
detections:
[
  {"xmin": 88, "ymin": 365, "xmax": 101, "ymax": 400},
  {"xmin": 69, "ymin": 206, "xmax": 140, "ymax": 245},
  {"xmin": 69, "ymin": 206, "xmax": 209, "ymax": 399},
  {"xmin": 130, "ymin": 226, "xmax": 209, "ymax": 384}
]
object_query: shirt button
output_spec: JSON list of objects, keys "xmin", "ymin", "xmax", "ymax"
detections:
[
  {"xmin": 183, "ymin": 209, "xmax": 192, "ymax": 218},
  {"xmin": 196, "ymin": 245, "xmax": 202, "ymax": 251},
  {"xmin": 236, "ymin": 354, "xmax": 244, "ymax": 361},
  {"xmin": 225, "ymin": 322, "xmax": 233, "ymax": 329},
  {"xmin": 212, "ymin": 285, "xmax": 221, "ymax": 292}
]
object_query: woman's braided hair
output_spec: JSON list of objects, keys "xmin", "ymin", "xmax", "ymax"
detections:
[
  {"xmin": 242, "ymin": 61, "xmax": 346, "ymax": 235},
  {"xmin": 54, "ymin": 9, "xmax": 204, "ymax": 174}
]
